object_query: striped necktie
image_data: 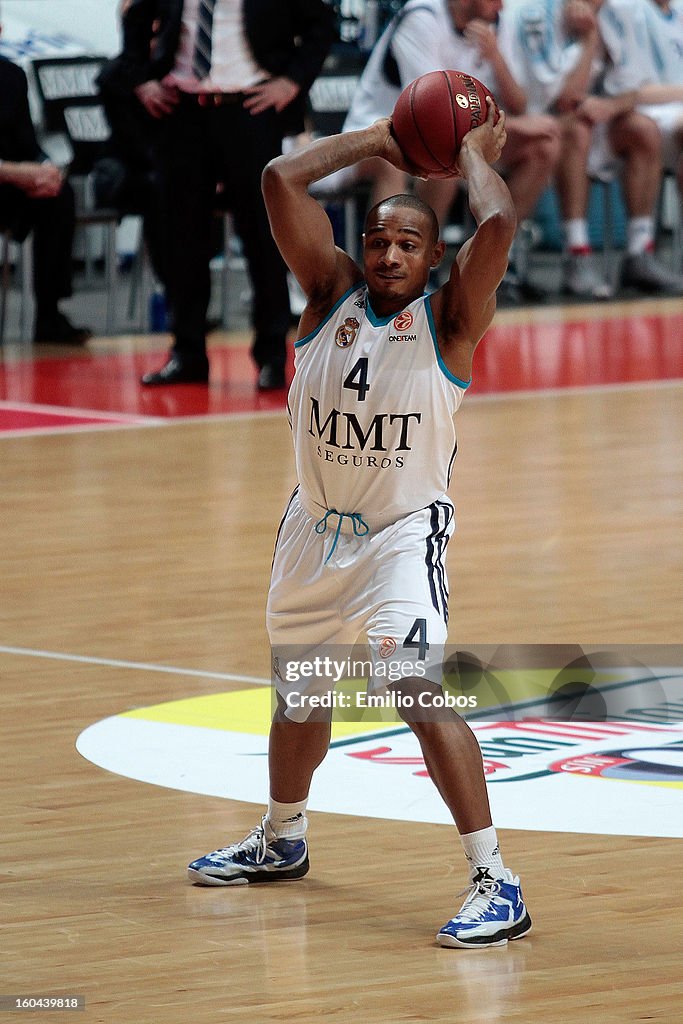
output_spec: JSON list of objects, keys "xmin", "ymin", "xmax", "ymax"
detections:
[{"xmin": 192, "ymin": 0, "xmax": 218, "ymax": 80}]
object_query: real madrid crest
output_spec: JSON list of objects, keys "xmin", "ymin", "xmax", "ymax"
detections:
[{"xmin": 335, "ymin": 316, "xmax": 360, "ymax": 348}]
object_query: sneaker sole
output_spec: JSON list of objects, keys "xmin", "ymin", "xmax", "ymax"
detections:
[
  {"xmin": 436, "ymin": 911, "xmax": 532, "ymax": 949},
  {"xmin": 187, "ymin": 856, "xmax": 310, "ymax": 886}
]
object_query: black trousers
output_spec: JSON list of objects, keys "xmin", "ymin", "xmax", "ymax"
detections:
[
  {"xmin": 0, "ymin": 181, "xmax": 76, "ymax": 314},
  {"xmin": 157, "ymin": 98, "xmax": 291, "ymax": 369}
]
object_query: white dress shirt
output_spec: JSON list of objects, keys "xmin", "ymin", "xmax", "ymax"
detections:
[{"xmin": 167, "ymin": 0, "xmax": 268, "ymax": 93}]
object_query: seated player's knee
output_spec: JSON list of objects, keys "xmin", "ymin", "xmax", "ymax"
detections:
[
  {"xmin": 612, "ymin": 111, "xmax": 662, "ymax": 159},
  {"xmin": 511, "ymin": 132, "xmax": 561, "ymax": 177},
  {"xmin": 537, "ymin": 132, "xmax": 562, "ymax": 172},
  {"xmin": 560, "ymin": 114, "xmax": 592, "ymax": 157}
]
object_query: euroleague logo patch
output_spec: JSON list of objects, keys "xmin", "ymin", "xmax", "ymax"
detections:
[
  {"xmin": 378, "ymin": 637, "xmax": 397, "ymax": 658},
  {"xmin": 393, "ymin": 311, "xmax": 414, "ymax": 331}
]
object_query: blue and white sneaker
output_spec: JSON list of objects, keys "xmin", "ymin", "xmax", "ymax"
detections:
[
  {"xmin": 437, "ymin": 868, "xmax": 532, "ymax": 948},
  {"xmin": 187, "ymin": 817, "xmax": 309, "ymax": 886}
]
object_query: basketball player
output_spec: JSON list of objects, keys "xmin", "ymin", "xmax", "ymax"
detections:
[
  {"xmin": 187, "ymin": 100, "xmax": 532, "ymax": 948},
  {"xmin": 600, "ymin": 0, "xmax": 683, "ymax": 219},
  {"xmin": 503, "ymin": 0, "xmax": 683, "ymax": 298}
]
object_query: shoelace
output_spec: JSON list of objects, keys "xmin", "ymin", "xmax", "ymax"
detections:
[
  {"xmin": 453, "ymin": 877, "xmax": 504, "ymax": 923},
  {"xmin": 315, "ymin": 509, "xmax": 369, "ymax": 563},
  {"xmin": 209, "ymin": 823, "xmax": 268, "ymax": 865}
]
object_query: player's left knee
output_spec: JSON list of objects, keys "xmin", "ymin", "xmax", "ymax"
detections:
[
  {"xmin": 622, "ymin": 113, "xmax": 662, "ymax": 156},
  {"xmin": 388, "ymin": 677, "xmax": 448, "ymax": 726}
]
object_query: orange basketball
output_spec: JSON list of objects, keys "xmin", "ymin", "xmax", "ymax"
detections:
[{"xmin": 391, "ymin": 69, "xmax": 498, "ymax": 178}]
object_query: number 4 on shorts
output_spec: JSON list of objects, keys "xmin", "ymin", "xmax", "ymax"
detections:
[{"xmin": 403, "ymin": 617, "xmax": 429, "ymax": 660}]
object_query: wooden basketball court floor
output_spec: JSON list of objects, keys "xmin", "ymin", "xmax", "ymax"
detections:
[{"xmin": 1, "ymin": 297, "xmax": 682, "ymax": 1023}]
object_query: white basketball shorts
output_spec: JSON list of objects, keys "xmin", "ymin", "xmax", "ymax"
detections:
[
  {"xmin": 636, "ymin": 102, "xmax": 683, "ymax": 171},
  {"xmin": 267, "ymin": 489, "xmax": 455, "ymax": 722}
]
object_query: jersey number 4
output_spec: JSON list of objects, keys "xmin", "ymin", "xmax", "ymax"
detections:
[
  {"xmin": 403, "ymin": 617, "xmax": 429, "ymax": 661},
  {"xmin": 343, "ymin": 357, "xmax": 370, "ymax": 401}
]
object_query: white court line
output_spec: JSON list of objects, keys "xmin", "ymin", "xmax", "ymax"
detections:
[
  {"xmin": 0, "ymin": 399, "xmax": 162, "ymax": 423},
  {"xmin": 0, "ymin": 399, "xmax": 165, "ymax": 440},
  {"xmin": 0, "ymin": 421, "xmax": 169, "ymax": 440},
  {"xmin": 0, "ymin": 406, "xmax": 286, "ymax": 439},
  {"xmin": 0, "ymin": 377, "xmax": 679, "ymax": 439},
  {"xmin": 0, "ymin": 644, "xmax": 270, "ymax": 686},
  {"xmin": 466, "ymin": 376, "xmax": 683, "ymax": 404}
]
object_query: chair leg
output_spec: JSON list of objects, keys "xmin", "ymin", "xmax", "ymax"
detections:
[
  {"xmin": 667, "ymin": 178, "xmax": 682, "ymax": 273},
  {"xmin": 104, "ymin": 221, "xmax": 117, "ymax": 335},
  {"xmin": 19, "ymin": 237, "xmax": 33, "ymax": 343},
  {"xmin": 127, "ymin": 218, "xmax": 144, "ymax": 325},
  {"xmin": 653, "ymin": 173, "xmax": 682, "ymax": 273},
  {"xmin": 0, "ymin": 232, "xmax": 10, "ymax": 345},
  {"xmin": 674, "ymin": 192, "xmax": 682, "ymax": 274},
  {"xmin": 599, "ymin": 181, "xmax": 614, "ymax": 288},
  {"xmin": 220, "ymin": 213, "xmax": 232, "ymax": 329}
]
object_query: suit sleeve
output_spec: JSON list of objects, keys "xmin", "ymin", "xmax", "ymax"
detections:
[
  {"xmin": 9, "ymin": 64, "xmax": 43, "ymax": 162},
  {"xmin": 115, "ymin": 0, "xmax": 181, "ymax": 88},
  {"xmin": 280, "ymin": 0, "xmax": 337, "ymax": 92}
]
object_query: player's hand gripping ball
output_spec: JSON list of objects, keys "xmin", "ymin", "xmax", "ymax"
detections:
[{"xmin": 391, "ymin": 69, "xmax": 499, "ymax": 178}]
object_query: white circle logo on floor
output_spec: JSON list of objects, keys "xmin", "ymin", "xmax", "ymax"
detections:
[{"xmin": 76, "ymin": 667, "xmax": 683, "ymax": 838}]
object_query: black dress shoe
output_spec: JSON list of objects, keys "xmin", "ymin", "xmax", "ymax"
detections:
[
  {"xmin": 141, "ymin": 355, "xmax": 209, "ymax": 386},
  {"xmin": 257, "ymin": 363, "xmax": 286, "ymax": 391},
  {"xmin": 33, "ymin": 312, "xmax": 92, "ymax": 345}
]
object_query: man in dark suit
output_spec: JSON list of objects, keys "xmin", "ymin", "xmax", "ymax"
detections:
[
  {"xmin": 95, "ymin": 54, "xmax": 168, "ymax": 292},
  {"xmin": 0, "ymin": 55, "xmax": 91, "ymax": 344},
  {"xmin": 122, "ymin": 0, "xmax": 336, "ymax": 389}
]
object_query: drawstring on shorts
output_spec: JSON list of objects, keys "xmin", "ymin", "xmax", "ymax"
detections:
[{"xmin": 314, "ymin": 509, "xmax": 370, "ymax": 563}]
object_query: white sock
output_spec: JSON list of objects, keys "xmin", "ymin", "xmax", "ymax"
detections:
[
  {"xmin": 266, "ymin": 797, "xmax": 308, "ymax": 839},
  {"xmin": 563, "ymin": 218, "xmax": 591, "ymax": 252},
  {"xmin": 627, "ymin": 216, "xmax": 655, "ymax": 255},
  {"xmin": 460, "ymin": 826, "xmax": 506, "ymax": 882}
]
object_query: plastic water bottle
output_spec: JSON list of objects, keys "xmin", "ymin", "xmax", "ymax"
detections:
[{"xmin": 149, "ymin": 285, "xmax": 168, "ymax": 333}]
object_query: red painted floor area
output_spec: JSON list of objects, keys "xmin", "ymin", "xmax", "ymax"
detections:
[
  {"xmin": 0, "ymin": 305, "xmax": 681, "ymax": 428},
  {"xmin": 0, "ymin": 344, "xmax": 288, "ymax": 421},
  {"xmin": 474, "ymin": 308, "xmax": 683, "ymax": 394}
]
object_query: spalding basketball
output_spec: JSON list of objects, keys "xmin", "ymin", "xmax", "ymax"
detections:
[{"xmin": 391, "ymin": 69, "xmax": 498, "ymax": 178}]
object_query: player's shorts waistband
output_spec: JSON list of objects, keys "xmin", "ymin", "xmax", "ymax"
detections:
[
  {"xmin": 295, "ymin": 493, "xmax": 369, "ymax": 564},
  {"xmin": 297, "ymin": 493, "xmax": 368, "ymax": 535}
]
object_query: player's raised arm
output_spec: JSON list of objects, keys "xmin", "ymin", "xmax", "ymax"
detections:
[
  {"xmin": 430, "ymin": 99, "xmax": 516, "ymax": 378},
  {"xmin": 262, "ymin": 123, "xmax": 407, "ymax": 319}
]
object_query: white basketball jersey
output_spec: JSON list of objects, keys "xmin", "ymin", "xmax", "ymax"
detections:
[
  {"xmin": 497, "ymin": 0, "xmax": 599, "ymax": 114},
  {"xmin": 288, "ymin": 286, "xmax": 469, "ymax": 531},
  {"xmin": 641, "ymin": 0, "xmax": 683, "ymax": 85},
  {"xmin": 600, "ymin": 0, "xmax": 661, "ymax": 92}
]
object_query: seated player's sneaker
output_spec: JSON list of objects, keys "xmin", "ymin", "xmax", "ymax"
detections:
[
  {"xmin": 187, "ymin": 817, "xmax": 309, "ymax": 886},
  {"xmin": 621, "ymin": 252, "xmax": 683, "ymax": 295},
  {"xmin": 562, "ymin": 252, "xmax": 613, "ymax": 299},
  {"xmin": 436, "ymin": 868, "xmax": 532, "ymax": 948}
]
